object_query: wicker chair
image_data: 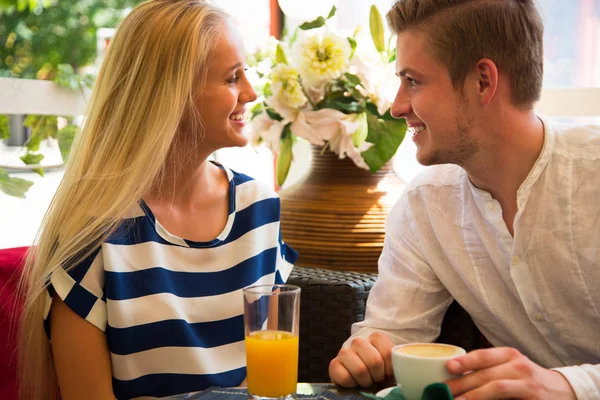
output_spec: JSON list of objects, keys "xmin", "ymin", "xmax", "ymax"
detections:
[{"xmin": 287, "ymin": 266, "xmax": 487, "ymax": 383}]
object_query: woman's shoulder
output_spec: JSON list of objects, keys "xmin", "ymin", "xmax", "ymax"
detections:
[{"xmin": 225, "ymin": 166, "xmax": 280, "ymax": 204}]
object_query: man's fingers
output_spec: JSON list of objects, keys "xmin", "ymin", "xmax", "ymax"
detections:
[
  {"xmin": 336, "ymin": 345, "xmax": 376, "ymax": 387},
  {"xmin": 329, "ymin": 357, "xmax": 358, "ymax": 388},
  {"xmin": 368, "ymin": 332, "xmax": 395, "ymax": 377},
  {"xmin": 453, "ymin": 379, "xmax": 529, "ymax": 400},
  {"xmin": 446, "ymin": 363, "xmax": 521, "ymax": 396},
  {"xmin": 447, "ymin": 347, "xmax": 523, "ymax": 374},
  {"xmin": 352, "ymin": 337, "xmax": 387, "ymax": 384}
]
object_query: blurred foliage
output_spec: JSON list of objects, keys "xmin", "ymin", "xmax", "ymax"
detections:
[
  {"xmin": 0, "ymin": 0, "xmax": 142, "ymax": 198},
  {"xmin": 0, "ymin": 0, "xmax": 143, "ymax": 79},
  {"xmin": 0, "ymin": 115, "xmax": 9, "ymax": 139}
]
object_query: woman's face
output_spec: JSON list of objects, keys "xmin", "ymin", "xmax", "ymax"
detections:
[{"xmin": 195, "ymin": 21, "xmax": 257, "ymax": 151}]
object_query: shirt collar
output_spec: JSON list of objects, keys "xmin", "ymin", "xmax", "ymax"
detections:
[
  {"xmin": 465, "ymin": 116, "xmax": 555, "ymax": 201},
  {"xmin": 517, "ymin": 116, "xmax": 555, "ymax": 197}
]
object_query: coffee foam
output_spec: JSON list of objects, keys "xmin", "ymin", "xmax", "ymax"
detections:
[{"xmin": 395, "ymin": 344, "xmax": 461, "ymax": 358}]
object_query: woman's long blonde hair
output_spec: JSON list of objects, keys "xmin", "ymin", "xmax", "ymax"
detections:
[{"xmin": 17, "ymin": 1, "xmax": 228, "ymax": 398}]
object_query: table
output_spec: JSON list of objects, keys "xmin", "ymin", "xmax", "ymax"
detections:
[{"xmin": 164, "ymin": 382, "xmax": 394, "ymax": 399}]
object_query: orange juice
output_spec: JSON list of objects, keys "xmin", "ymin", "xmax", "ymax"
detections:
[{"xmin": 245, "ymin": 330, "xmax": 299, "ymax": 397}]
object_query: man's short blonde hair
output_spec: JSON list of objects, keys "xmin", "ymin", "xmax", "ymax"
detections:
[{"xmin": 387, "ymin": 0, "xmax": 544, "ymax": 109}]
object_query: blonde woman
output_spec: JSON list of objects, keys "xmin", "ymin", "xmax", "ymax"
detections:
[{"xmin": 17, "ymin": 1, "xmax": 297, "ymax": 399}]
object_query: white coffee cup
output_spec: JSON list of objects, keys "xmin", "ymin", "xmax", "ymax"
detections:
[{"xmin": 391, "ymin": 343, "xmax": 466, "ymax": 400}]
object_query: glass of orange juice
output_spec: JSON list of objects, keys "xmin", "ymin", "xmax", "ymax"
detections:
[{"xmin": 243, "ymin": 284, "xmax": 300, "ymax": 400}]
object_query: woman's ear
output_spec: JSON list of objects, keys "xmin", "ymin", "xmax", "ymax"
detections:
[{"xmin": 475, "ymin": 58, "xmax": 498, "ymax": 105}]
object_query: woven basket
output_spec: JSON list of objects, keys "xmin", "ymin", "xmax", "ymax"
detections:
[
  {"xmin": 280, "ymin": 145, "xmax": 405, "ymax": 273},
  {"xmin": 287, "ymin": 266, "xmax": 378, "ymax": 383}
]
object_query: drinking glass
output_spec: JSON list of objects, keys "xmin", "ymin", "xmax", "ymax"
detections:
[{"xmin": 243, "ymin": 284, "xmax": 300, "ymax": 400}]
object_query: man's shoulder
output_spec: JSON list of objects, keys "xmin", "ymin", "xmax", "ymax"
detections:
[
  {"xmin": 405, "ymin": 164, "xmax": 467, "ymax": 194},
  {"xmin": 551, "ymin": 121, "xmax": 600, "ymax": 158}
]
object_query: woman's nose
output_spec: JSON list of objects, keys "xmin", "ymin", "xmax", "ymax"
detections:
[{"xmin": 241, "ymin": 79, "xmax": 258, "ymax": 104}]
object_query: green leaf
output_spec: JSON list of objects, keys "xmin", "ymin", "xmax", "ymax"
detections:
[
  {"xmin": 352, "ymin": 112, "xmax": 368, "ymax": 147},
  {"xmin": 326, "ymin": 5, "xmax": 336, "ymax": 19},
  {"xmin": 32, "ymin": 167, "xmax": 44, "ymax": 177},
  {"xmin": 289, "ymin": 28, "xmax": 299, "ymax": 46},
  {"xmin": 263, "ymin": 81, "xmax": 273, "ymax": 97},
  {"xmin": 370, "ymin": 5, "xmax": 386, "ymax": 53},
  {"xmin": 275, "ymin": 43, "xmax": 288, "ymax": 65},
  {"xmin": 298, "ymin": 6, "xmax": 335, "ymax": 30},
  {"xmin": 250, "ymin": 103, "xmax": 264, "ymax": 119},
  {"xmin": 317, "ymin": 97, "xmax": 364, "ymax": 114},
  {"xmin": 343, "ymin": 72, "xmax": 362, "ymax": 87},
  {"xmin": 54, "ymin": 64, "xmax": 90, "ymax": 91},
  {"xmin": 366, "ymin": 102, "xmax": 397, "ymax": 121},
  {"xmin": 24, "ymin": 115, "xmax": 58, "ymax": 147},
  {"xmin": 0, "ymin": 168, "xmax": 34, "ymax": 199},
  {"xmin": 266, "ymin": 108, "xmax": 283, "ymax": 122},
  {"xmin": 347, "ymin": 36, "xmax": 357, "ymax": 59},
  {"xmin": 276, "ymin": 125, "xmax": 294, "ymax": 186},
  {"xmin": 25, "ymin": 134, "xmax": 41, "ymax": 152},
  {"xmin": 0, "ymin": 115, "xmax": 10, "ymax": 140},
  {"xmin": 299, "ymin": 16, "xmax": 326, "ymax": 30},
  {"xmin": 20, "ymin": 152, "xmax": 44, "ymax": 165},
  {"xmin": 23, "ymin": 114, "xmax": 40, "ymax": 128},
  {"xmin": 57, "ymin": 124, "xmax": 77, "ymax": 162},
  {"xmin": 361, "ymin": 112, "xmax": 407, "ymax": 173},
  {"xmin": 82, "ymin": 74, "xmax": 95, "ymax": 89}
]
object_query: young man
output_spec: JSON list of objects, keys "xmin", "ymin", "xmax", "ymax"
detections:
[{"xmin": 329, "ymin": 1, "xmax": 600, "ymax": 399}]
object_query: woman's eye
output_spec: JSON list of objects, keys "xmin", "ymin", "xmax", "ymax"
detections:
[{"xmin": 227, "ymin": 75, "xmax": 240, "ymax": 84}]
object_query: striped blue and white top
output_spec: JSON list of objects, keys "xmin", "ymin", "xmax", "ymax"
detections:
[{"xmin": 44, "ymin": 164, "xmax": 298, "ymax": 399}]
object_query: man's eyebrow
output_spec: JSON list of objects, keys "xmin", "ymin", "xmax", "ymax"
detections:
[{"xmin": 396, "ymin": 68, "xmax": 418, "ymax": 77}]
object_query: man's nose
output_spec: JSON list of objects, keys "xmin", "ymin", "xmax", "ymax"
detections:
[{"xmin": 390, "ymin": 87, "xmax": 411, "ymax": 119}]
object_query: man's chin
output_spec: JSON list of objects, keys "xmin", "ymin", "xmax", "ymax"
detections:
[{"xmin": 416, "ymin": 151, "xmax": 448, "ymax": 167}]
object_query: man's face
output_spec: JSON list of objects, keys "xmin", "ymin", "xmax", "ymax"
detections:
[{"xmin": 391, "ymin": 30, "xmax": 479, "ymax": 167}]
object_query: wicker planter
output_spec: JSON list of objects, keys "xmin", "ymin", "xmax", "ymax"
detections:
[{"xmin": 280, "ymin": 145, "xmax": 405, "ymax": 273}]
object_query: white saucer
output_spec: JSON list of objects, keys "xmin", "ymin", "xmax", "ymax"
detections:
[{"xmin": 376, "ymin": 386, "xmax": 398, "ymax": 398}]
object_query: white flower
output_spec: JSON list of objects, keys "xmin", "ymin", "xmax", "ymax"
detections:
[
  {"xmin": 288, "ymin": 111, "xmax": 324, "ymax": 146},
  {"xmin": 250, "ymin": 112, "xmax": 286, "ymax": 154},
  {"xmin": 300, "ymin": 109, "xmax": 371, "ymax": 169},
  {"xmin": 265, "ymin": 93, "xmax": 298, "ymax": 122},
  {"xmin": 332, "ymin": 113, "xmax": 371, "ymax": 170},
  {"xmin": 351, "ymin": 56, "xmax": 398, "ymax": 116},
  {"xmin": 291, "ymin": 32, "xmax": 351, "ymax": 88},
  {"xmin": 270, "ymin": 64, "xmax": 308, "ymax": 109}
]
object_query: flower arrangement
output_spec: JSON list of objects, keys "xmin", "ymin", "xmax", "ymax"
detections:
[{"xmin": 248, "ymin": 5, "xmax": 407, "ymax": 186}]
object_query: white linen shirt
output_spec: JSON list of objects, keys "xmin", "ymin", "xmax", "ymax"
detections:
[{"xmin": 350, "ymin": 119, "xmax": 600, "ymax": 399}]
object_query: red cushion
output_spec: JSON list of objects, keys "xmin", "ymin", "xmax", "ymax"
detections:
[{"xmin": 0, "ymin": 246, "xmax": 29, "ymax": 400}]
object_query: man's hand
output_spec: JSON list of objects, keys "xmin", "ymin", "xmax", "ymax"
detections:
[
  {"xmin": 329, "ymin": 332, "xmax": 395, "ymax": 388},
  {"xmin": 445, "ymin": 347, "xmax": 577, "ymax": 400}
]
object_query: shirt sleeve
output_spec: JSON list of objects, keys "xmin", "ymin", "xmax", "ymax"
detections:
[
  {"xmin": 553, "ymin": 365, "xmax": 600, "ymax": 400},
  {"xmin": 44, "ymin": 247, "xmax": 107, "ymax": 334},
  {"xmin": 345, "ymin": 191, "xmax": 453, "ymax": 346}
]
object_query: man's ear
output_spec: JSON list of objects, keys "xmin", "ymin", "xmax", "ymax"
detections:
[{"xmin": 475, "ymin": 58, "xmax": 498, "ymax": 105}]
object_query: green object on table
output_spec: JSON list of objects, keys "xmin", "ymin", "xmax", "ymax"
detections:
[
  {"xmin": 361, "ymin": 383, "xmax": 453, "ymax": 400},
  {"xmin": 421, "ymin": 383, "xmax": 454, "ymax": 399}
]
